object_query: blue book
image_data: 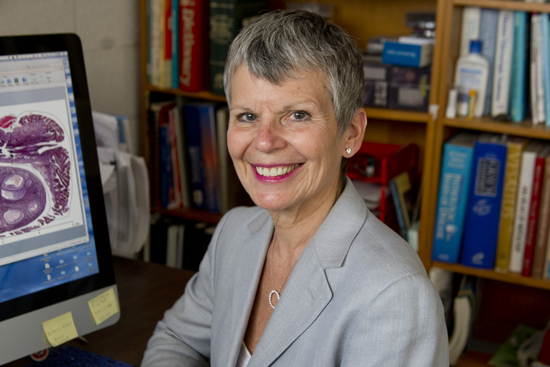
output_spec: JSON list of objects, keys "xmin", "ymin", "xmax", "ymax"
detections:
[
  {"xmin": 198, "ymin": 104, "xmax": 220, "ymax": 213},
  {"xmin": 460, "ymin": 135, "xmax": 507, "ymax": 269},
  {"xmin": 159, "ymin": 124, "xmax": 175, "ymax": 209},
  {"xmin": 510, "ymin": 11, "xmax": 528, "ymax": 122},
  {"xmin": 479, "ymin": 8, "xmax": 499, "ymax": 116},
  {"xmin": 542, "ymin": 14, "xmax": 550, "ymax": 126},
  {"xmin": 432, "ymin": 132, "xmax": 478, "ymax": 263},
  {"xmin": 172, "ymin": 0, "xmax": 179, "ymax": 89},
  {"xmin": 183, "ymin": 104, "xmax": 208, "ymax": 210},
  {"xmin": 390, "ymin": 179, "xmax": 408, "ymax": 241}
]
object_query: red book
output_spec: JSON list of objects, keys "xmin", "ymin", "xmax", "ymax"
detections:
[
  {"xmin": 178, "ymin": 0, "xmax": 210, "ymax": 92},
  {"xmin": 522, "ymin": 154, "xmax": 545, "ymax": 277}
]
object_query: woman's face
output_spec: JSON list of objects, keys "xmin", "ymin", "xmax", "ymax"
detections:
[{"xmin": 227, "ymin": 67, "xmax": 348, "ymax": 214}]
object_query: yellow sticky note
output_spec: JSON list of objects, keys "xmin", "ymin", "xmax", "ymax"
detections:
[
  {"xmin": 43, "ymin": 312, "xmax": 79, "ymax": 347},
  {"xmin": 88, "ymin": 288, "xmax": 119, "ymax": 325}
]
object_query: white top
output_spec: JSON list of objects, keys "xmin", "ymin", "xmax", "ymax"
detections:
[{"xmin": 236, "ymin": 341, "xmax": 251, "ymax": 367}]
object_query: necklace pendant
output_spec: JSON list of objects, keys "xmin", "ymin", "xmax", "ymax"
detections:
[{"xmin": 268, "ymin": 290, "xmax": 280, "ymax": 309}]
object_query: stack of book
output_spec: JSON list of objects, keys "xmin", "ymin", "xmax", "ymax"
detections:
[
  {"xmin": 457, "ymin": 8, "xmax": 550, "ymax": 123},
  {"xmin": 149, "ymin": 97, "xmax": 249, "ymax": 214},
  {"xmin": 432, "ymin": 132, "xmax": 550, "ymax": 280},
  {"xmin": 148, "ymin": 214, "xmax": 216, "ymax": 271},
  {"xmin": 146, "ymin": 0, "xmax": 269, "ymax": 95}
]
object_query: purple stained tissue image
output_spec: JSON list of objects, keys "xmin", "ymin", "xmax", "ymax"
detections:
[{"xmin": 0, "ymin": 113, "xmax": 71, "ymax": 235}]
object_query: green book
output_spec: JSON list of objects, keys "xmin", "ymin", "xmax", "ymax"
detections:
[{"xmin": 209, "ymin": 0, "xmax": 269, "ymax": 95}]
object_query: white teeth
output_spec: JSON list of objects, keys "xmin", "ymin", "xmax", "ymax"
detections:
[{"xmin": 256, "ymin": 164, "xmax": 298, "ymax": 177}]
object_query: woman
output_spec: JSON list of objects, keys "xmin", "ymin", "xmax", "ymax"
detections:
[{"xmin": 142, "ymin": 9, "xmax": 448, "ymax": 366}]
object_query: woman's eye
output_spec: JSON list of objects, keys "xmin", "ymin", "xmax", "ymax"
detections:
[
  {"xmin": 237, "ymin": 113, "xmax": 257, "ymax": 123},
  {"xmin": 290, "ymin": 111, "xmax": 309, "ymax": 121}
]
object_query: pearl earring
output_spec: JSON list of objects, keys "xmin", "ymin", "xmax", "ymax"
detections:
[{"xmin": 346, "ymin": 148, "xmax": 352, "ymax": 155}]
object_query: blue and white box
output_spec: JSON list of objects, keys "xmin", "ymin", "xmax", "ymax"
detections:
[{"xmin": 382, "ymin": 41, "xmax": 434, "ymax": 68}]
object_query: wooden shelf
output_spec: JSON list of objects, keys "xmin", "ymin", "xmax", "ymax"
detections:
[
  {"xmin": 364, "ymin": 107, "xmax": 429, "ymax": 123},
  {"xmin": 433, "ymin": 261, "xmax": 550, "ymax": 291},
  {"xmin": 454, "ymin": 0, "xmax": 550, "ymax": 12},
  {"xmin": 444, "ymin": 116, "xmax": 550, "ymax": 140},
  {"xmin": 153, "ymin": 207, "xmax": 222, "ymax": 224},
  {"xmin": 454, "ymin": 351, "xmax": 493, "ymax": 367},
  {"xmin": 145, "ymin": 84, "xmax": 227, "ymax": 103}
]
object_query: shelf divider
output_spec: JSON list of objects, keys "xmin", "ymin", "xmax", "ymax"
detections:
[{"xmin": 433, "ymin": 261, "xmax": 550, "ymax": 291}]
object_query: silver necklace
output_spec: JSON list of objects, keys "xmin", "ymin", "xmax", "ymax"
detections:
[{"xmin": 268, "ymin": 241, "xmax": 300, "ymax": 309}]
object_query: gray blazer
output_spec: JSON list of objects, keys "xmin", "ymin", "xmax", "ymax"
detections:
[{"xmin": 142, "ymin": 179, "xmax": 449, "ymax": 366}]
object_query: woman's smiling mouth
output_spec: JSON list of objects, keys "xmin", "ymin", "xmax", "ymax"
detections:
[{"xmin": 254, "ymin": 164, "xmax": 300, "ymax": 178}]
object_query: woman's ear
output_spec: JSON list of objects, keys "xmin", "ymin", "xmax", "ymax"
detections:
[{"xmin": 343, "ymin": 108, "xmax": 367, "ymax": 156}]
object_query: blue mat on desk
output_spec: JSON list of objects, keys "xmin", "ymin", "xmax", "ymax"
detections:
[{"xmin": 26, "ymin": 346, "xmax": 136, "ymax": 367}]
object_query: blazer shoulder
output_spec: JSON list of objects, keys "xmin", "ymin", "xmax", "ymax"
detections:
[{"xmin": 352, "ymin": 212, "xmax": 427, "ymax": 279}]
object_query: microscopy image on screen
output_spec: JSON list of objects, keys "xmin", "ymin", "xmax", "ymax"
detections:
[{"xmin": 0, "ymin": 112, "xmax": 71, "ymax": 236}]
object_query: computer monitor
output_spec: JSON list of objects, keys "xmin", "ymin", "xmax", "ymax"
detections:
[{"xmin": 0, "ymin": 34, "xmax": 119, "ymax": 364}]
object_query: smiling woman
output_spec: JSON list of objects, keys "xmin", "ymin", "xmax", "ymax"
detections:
[{"xmin": 142, "ymin": 9, "xmax": 449, "ymax": 367}]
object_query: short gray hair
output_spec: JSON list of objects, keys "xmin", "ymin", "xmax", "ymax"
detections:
[{"xmin": 223, "ymin": 9, "xmax": 365, "ymax": 137}]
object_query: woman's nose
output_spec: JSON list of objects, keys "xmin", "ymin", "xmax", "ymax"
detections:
[{"xmin": 253, "ymin": 120, "xmax": 286, "ymax": 153}]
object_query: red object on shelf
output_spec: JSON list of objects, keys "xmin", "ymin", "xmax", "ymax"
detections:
[
  {"xmin": 347, "ymin": 142, "xmax": 419, "ymax": 185},
  {"xmin": 347, "ymin": 141, "xmax": 419, "ymax": 233},
  {"xmin": 539, "ymin": 327, "xmax": 550, "ymax": 364}
]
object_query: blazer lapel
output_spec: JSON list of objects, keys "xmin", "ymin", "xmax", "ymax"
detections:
[
  {"xmin": 248, "ymin": 240, "xmax": 333, "ymax": 367},
  {"xmin": 220, "ymin": 211, "xmax": 273, "ymax": 367}
]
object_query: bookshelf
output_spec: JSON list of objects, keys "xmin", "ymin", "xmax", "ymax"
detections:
[
  {"xmin": 428, "ymin": 0, "xmax": 550, "ymax": 365},
  {"xmin": 140, "ymin": 0, "xmax": 550, "ymax": 364}
]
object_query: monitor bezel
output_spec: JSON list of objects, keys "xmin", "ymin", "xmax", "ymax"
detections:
[{"xmin": 0, "ymin": 33, "xmax": 116, "ymax": 322}]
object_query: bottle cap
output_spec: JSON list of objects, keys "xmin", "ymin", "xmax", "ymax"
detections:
[{"xmin": 469, "ymin": 40, "xmax": 482, "ymax": 54}]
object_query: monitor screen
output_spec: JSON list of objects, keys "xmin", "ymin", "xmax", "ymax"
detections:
[{"xmin": 0, "ymin": 34, "xmax": 118, "ymax": 364}]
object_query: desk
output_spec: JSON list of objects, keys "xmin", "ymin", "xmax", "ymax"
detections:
[{"xmin": 6, "ymin": 257, "xmax": 195, "ymax": 367}]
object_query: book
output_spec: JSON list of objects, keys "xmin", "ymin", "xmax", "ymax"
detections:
[
  {"xmin": 216, "ymin": 105, "xmax": 230, "ymax": 213},
  {"xmin": 479, "ymin": 8, "xmax": 499, "ymax": 116},
  {"xmin": 167, "ymin": 107, "xmax": 182, "ymax": 208},
  {"xmin": 491, "ymin": 10, "xmax": 514, "ymax": 118},
  {"xmin": 509, "ymin": 140, "xmax": 545, "ymax": 273},
  {"xmin": 460, "ymin": 134, "xmax": 507, "ymax": 269},
  {"xmin": 166, "ymin": 223, "xmax": 184, "ymax": 268},
  {"xmin": 178, "ymin": 0, "xmax": 210, "ymax": 92},
  {"xmin": 198, "ymin": 103, "xmax": 220, "ymax": 213},
  {"xmin": 163, "ymin": 0, "xmax": 173, "ymax": 88},
  {"xmin": 159, "ymin": 123, "xmax": 177, "ymax": 209},
  {"xmin": 172, "ymin": 0, "xmax": 179, "ymax": 89},
  {"xmin": 495, "ymin": 137, "xmax": 528, "ymax": 273},
  {"xmin": 522, "ymin": 146, "xmax": 546, "ymax": 276},
  {"xmin": 542, "ymin": 14, "xmax": 550, "ymax": 126},
  {"xmin": 183, "ymin": 103, "xmax": 208, "ymax": 210},
  {"xmin": 510, "ymin": 11, "xmax": 529, "ymax": 123},
  {"xmin": 532, "ymin": 145, "xmax": 550, "ymax": 278},
  {"xmin": 209, "ymin": 0, "xmax": 269, "ymax": 95},
  {"xmin": 173, "ymin": 97, "xmax": 191, "ymax": 207},
  {"xmin": 149, "ymin": 0, "xmax": 163, "ymax": 87},
  {"xmin": 460, "ymin": 7, "xmax": 481, "ymax": 57},
  {"xmin": 390, "ymin": 172, "xmax": 413, "ymax": 240},
  {"xmin": 531, "ymin": 14, "xmax": 546, "ymax": 125},
  {"xmin": 432, "ymin": 132, "xmax": 478, "ymax": 264}
]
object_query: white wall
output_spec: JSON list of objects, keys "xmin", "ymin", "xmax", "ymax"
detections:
[{"xmin": 0, "ymin": 0, "xmax": 142, "ymax": 155}]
